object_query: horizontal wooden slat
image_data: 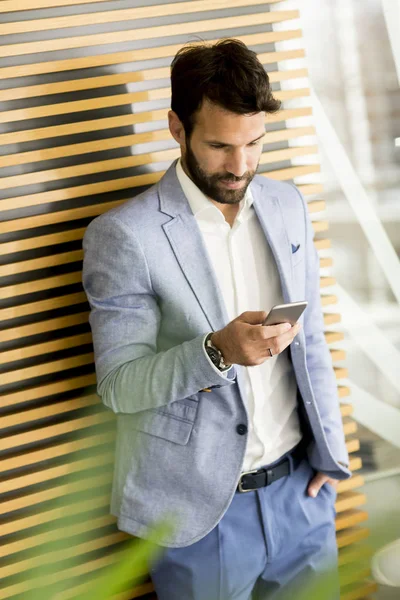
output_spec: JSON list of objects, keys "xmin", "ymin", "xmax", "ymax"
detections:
[
  {"xmin": 331, "ymin": 349, "xmax": 346, "ymax": 361},
  {"xmin": 312, "ymin": 220, "xmax": 329, "ymax": 233},
  {"xmin": 0, "ymin": 108, "xmax": 165, "ymax": 146},
  {"xmin": 1, "ymin": 352, "xmax": 94, "ymax": 387},
  {"xmin": 322, "ymin": 294, "xmax": 338, "ymax": 306},
  {"xmin": 0, "ymin": 292, "xmax": 87, "ymax": 321},
  {"xmin": 290, "ymin": 183, "xmax": 324, "ymax": 196},
  {"xmin": 0, "ymin": 513, "xmax": 116, "ymax": 560},
  {"xmin": 0, "ymin": 11, "xmax": 300, "ymax": 59},
  {"xmin": 260, "ymin": 144, "xmax": 318, "ymax": 166},
  {"xmin": 0, "ymin": 332, "xmax": 91, "ymax": 365},
  {"xmin": 2, "ymin": 150, "xmax": 181, "ymax": 190},
  {"xmin": 340, "ymin": 581, "xmax": 377, "ymax": 600},
  {"xmin": 0, "ymin": 410, "xmax": 111, "ymax": 452},
  {"xmin": 341, "ymin": 404, "xmax": 353, "ymax": 418},
  {"xmin": 338, "ymin": 544, "xmax": 373, "ymax": 567},
  {"xmin": 1, "ymin": 451, "xmax": 112, "ymax": 495},
  {"xmin": 0, "ymin": 394, "xmax": 99, "ymax": 429},
  {"xmin": 0, "ymin": 372, "xmax": 96, "ymax": 409},
  {"xmin": 268, "ymin": 164, "xmax": 320, "ymax": 182},
  {"xmin": 0, "ymin": 0, "xmax": 114, "ymax": 12},
  {"xmin": 325, "ymin": 331, "xmax": 344, "ymax": 343},
  {"xmin": 0, "ymin": 271, "xmax": 83, "ymax": 300},
  {"xmin": 346, "ymin": 439, "xmax": 360, "ymax": 453},
  {"xmin": 0, "ymin": 428, "xmax": 113, "ymax": 473},
  {"xmin": 0, "ymin": 192, "xmax": 131, "ymax": 229},
  {"xmin": 336, "ymin": 509, "xmax": 368, "ymax": 532},
  {"xmin": 308, "ymin": 200, "xmax": 325, "ymax": 213},
  {"xmin": 0, "ymin": 531, "xmax": 127, "ymax": 581},
  {"xmin": 340, "ymin": 565, "xmax": 371, "ymax": 588},
  {"xmin": 0, "ymin": 312, "xmax": 89, "ymax": 343},
  {"xmin": 320, "ymin": 276, "xmax": 336, "ymax": 288},
  {"xmin": 337, "ymin": 526, "xmax": 370, "ymax": 549},
  {"xmin": 343, "ymin": 419, "xmax": 357, "ymax": 436},
  {"xmin": 324, "ymin": 313, "xmax": 341, "ymax": 325},
  {"xmin": 0, "ymin": 29, "xmax": 303, "ymax": 81},
  {"xmin": 314, "ymin": 238, "xmax": 331, "ymax": 250},
  {"xmin": 0, "ymin": 128, "xmax": 171, "ymax": 168},
  {"xmin": 335, "ymin": 491, "xmax": 366, "ymax": 514},
  {"xmin": 334, "ymin": 366, "xmax": 349, "ymax": 379},
  {"xmin": 320, "ymin": 256, "xmax": 333, "ymax": 268},
  {"xmin": 348, "ymin": 457, "xmax": 362, "ymax": 471},
  {"xmin": 0, "ymin": 0, "xmax": 288, "ymax": 36},
  {"xmin": 0, "ymin": 493, "xmax": 110, "ymax": 537},
  {"xmin": 0, "ymin": 472, "xmax": 111, "ymax": 515},
  {"xmin": 337, "ymin": 475, "xmax": 364, "ymax": 494},
  {"xmin": 0, "ymin": 250, "xmax": 83, "ymax": 276},
  {"xmin": 1, "ymin": 89, "xmax": 170, "ymax": 124},
  {"xmin": 346, "ymin": 439, "xmax": 360, "ymax": 454},
  {"xmin": 0, "ymin": 229, "xmax": 86, "ymax": 257},
  {"xmin": 338, "ymin": 385, "xmax": 351, "ymax": 398}
]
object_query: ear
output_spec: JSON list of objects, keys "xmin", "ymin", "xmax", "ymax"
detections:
[{"xmin": 168, "ymin": 110, "xmax": 186, "ymax": 147}]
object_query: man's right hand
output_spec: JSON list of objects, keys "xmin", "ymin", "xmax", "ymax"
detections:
[{"xmin": 211, "ymin": 310, "xmax": 301, "ymax": 367}]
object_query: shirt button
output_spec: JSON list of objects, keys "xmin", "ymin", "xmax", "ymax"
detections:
[
  {"xmin": 294, "ymin": 341, "xmax": 300, "ymax": 346},
  {"xmin": 236, "ymin": 424, "xmax": 248, "ymax": 435}
]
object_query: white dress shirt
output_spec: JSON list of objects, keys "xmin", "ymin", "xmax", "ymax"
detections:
[{"xmin": 176, "ymin": 159, "xmax": 302, "ymax": 471}]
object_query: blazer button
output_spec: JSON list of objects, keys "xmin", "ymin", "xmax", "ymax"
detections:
[{"xmin": 236, "ymin": 424, "xmax": 248, "ymax": 435}]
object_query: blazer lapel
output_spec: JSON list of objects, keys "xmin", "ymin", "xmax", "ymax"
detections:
[
  {"xmin": 158, "ymin": 161, "xmax": 230, "ymax": 332},
  {"xmin": 251, "ymin": 179, "xmax": 293, "ymax": 303}
]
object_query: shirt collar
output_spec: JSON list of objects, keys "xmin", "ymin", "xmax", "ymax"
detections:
[{"xmin": 176, "ymin": 158, "xmax": 254, "ymax": 223}]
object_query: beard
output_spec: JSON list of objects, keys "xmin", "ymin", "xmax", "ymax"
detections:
[{"xmin": 183, "ymin": 139, "xmax": 258, "ymax": 205}]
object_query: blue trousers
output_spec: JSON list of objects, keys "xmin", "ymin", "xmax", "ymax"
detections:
[{"xmin": 149, "ymin": 452, "xmax": 339, "ymax": 600}]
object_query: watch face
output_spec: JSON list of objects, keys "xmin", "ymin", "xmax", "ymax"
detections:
[{"xmin": 206, "ymin": 347, "xmax": 220, "ymax": 366}]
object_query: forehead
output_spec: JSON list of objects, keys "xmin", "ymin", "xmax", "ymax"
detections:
[{"xmin": 193, "ymin": 100, "xmax": 265, "ymax": 142}]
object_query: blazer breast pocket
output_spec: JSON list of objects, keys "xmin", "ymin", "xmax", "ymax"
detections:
[{"xmin": 291, "ymin": 241, "xmax": 304, "ymax": 267}]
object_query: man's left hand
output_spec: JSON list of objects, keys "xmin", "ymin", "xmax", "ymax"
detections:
[{"xmin": 308, "ymin": 471, "xmax": 338, "ymax": 497}]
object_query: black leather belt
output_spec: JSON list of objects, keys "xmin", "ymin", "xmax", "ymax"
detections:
[{"xmin": 237, "ymin": 438, "xmax": 307, "ymax": 493}]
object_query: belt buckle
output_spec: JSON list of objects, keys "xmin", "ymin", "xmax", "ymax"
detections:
[{"xmin": 238, "ymin": 468, "xmax": 260, "ymax": 493}]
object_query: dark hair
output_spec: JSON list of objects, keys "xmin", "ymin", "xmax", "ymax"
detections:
[{"xmin": 170, "ymin": 38, "xmax": 281, "ymax": 139}]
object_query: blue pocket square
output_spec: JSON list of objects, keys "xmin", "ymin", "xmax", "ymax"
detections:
[{"xmin": 291, "ymin": 243, "xmax": 301, "ymax": 254}]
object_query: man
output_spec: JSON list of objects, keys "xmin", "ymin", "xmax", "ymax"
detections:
[{"xmin": 82, "ymin": 39, "xmax": 351, "ymax": 600}]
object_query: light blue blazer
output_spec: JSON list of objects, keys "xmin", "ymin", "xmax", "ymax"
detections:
[{"xmin": 82, "ymin": 159, "xmax": 351, "ymax": 548}]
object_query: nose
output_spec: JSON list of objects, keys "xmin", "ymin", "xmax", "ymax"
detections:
[{"xmin": 224, "ymin": 148, "xmax": 247, "ymax": 178}]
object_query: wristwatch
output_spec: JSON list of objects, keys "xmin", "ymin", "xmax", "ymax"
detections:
[{"xmin": 204, "ymin": 333, "xmax": 232, "ymax": 372}]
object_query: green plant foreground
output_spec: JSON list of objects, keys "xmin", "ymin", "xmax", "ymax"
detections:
[
  {"xmin": 5, "ymin": 425, "xmax": 396, "ymax": 600},
  {"xmin": 9, "ymin": 506, "xmax": 393, "ymax": 600}
]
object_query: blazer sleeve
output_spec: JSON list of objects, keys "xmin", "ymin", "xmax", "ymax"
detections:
[
  {"xmin": 82, "ymin": 213, "xmax": 236, "ymax": 414},
  {"xmin": 291, "ymin": 183, "xmax": 350, "ymax": 469}
]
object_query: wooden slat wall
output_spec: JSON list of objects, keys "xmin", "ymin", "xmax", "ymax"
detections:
[{"xmin": 0, "ymin": 1, "xmax": 373, "ymax": 598}]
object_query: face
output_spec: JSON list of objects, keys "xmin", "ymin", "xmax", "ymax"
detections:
[{"xmin": 168, "ymin": 100, "xmax": 265, "ymax": 205}]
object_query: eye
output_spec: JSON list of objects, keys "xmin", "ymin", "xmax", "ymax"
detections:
[{"xmin": 210, "ymin": 144, "xmax": 225, "ymax": 149}]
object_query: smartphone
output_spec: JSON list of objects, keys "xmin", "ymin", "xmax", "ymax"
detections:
[{"xmin": 262, "ymin": 301, "xmax": 308, "ymax": 327}]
